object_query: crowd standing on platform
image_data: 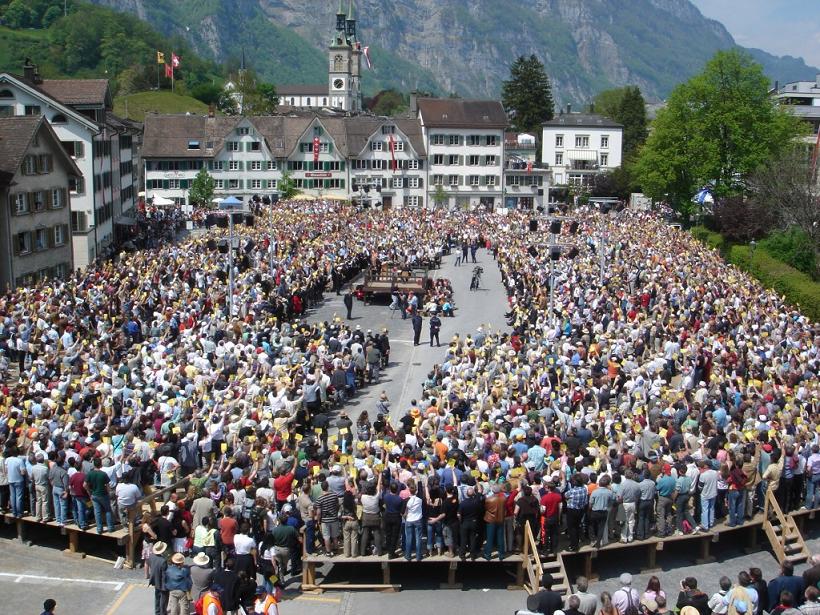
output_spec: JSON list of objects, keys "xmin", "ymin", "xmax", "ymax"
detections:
[{"xmin": 0, "ymin": 201, "xmax": 817, "ymax": 614}]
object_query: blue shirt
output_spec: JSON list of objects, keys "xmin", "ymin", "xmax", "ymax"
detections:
[
  {"xmin": 527, "ymin": 445, "xmax": 547, "ymax": 471},
  {"xmin": 164, "ymin": 565, "xmax": 192, "ymax": 591},
  {"xmin": 5, "ymin": 456, "xmax": 26, "ymax": 483}
]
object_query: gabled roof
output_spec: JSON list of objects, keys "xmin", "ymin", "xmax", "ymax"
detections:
[
  {"xmin": 543, "ymin": 113, "xmax": 622, "ymax": 129},
  {"xmin": 0, "ymin": 115, "xmax": 81, "ymax": 182},
  {"xmin": 38, "ymin": 79, "xmax": 111, "ymax": 107},
  {"xmin": 277, "ymin": 85, "xmax": 328, "ymax": 96},
  {"xmin": 0, "ymin": 73, "xmax": 101, "ymax": 132},
  {"xmin": 141, "ymin": 112, "xmax": 428, "ymax": 160},
  {"xmin": 416, "ymin": 98, "xmax": 507, "ymax": 128}
]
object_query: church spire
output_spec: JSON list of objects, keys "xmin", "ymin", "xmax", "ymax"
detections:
[{"xmin": 347, "ymin": 0, "xmax": 354, "ymax": 20}]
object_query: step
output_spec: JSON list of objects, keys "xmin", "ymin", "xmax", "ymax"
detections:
[{"xmin": 786, "ymin": 554, "xmax": 809, "ymax": 565}]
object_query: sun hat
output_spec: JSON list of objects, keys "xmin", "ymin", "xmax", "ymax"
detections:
[
  {"xmin": 152, "ymin": 541, "xmax": 168, "ymax": 555},
  {"xmin": 192, "ymin": 552, "xmax": 210, "ymax": 566},
  {"xmin": 171, "ymin": 552, "xmax": 185, "ymax": 565}
]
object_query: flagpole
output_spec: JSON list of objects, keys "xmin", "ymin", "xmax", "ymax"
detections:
[{"xmin": 171, "ymin": 53, "xmax": 174, "ymax": 93}]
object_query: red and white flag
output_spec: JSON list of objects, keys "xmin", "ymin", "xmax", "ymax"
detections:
[
  {"xmin": 388, "ymin": 133, "xmax": 396, "ymax": 172},
  {"xmin": 172, "ymin": 53, "xmax": 181, "ymax": 68},
  {"xmin": 165, "ymin": 63, "xmax": 173, "ymax": 79},
  {"xmin": 313, "ymin": 136, "xmax": 320, "ymax": 166},
  {"xmin": 363, "ymin": 46, "xmax": 373, "ymax": 70},
  {"xmin": 526, "ymin": 160, "xmax": 533, "ymax": 174}
]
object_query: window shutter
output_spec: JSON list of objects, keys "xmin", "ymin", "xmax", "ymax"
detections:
[
  {"xmin": 163, "ymin": 180, "xmax": 169, "ymax": 190},
  {"xmin": 327, "ymin": 143, "xmax": 333, "ymax": 153},
  {"xmin": 49, "ymin": 227, "xmax": 55, "ymax": 248},
  {"xmin": 45, "ymin": 189, "xmax": 53, "ymax": 209},
  {"xmin": 459, "ymin": 155, "xmax": 464, "ymax": 165},
  {"xmin": 76, "ymin": 141, "xmax": 84, "ymax": 158},
  {"xmin": 323, "ymin": 161, "xmax": 329, "ymax": 171}
]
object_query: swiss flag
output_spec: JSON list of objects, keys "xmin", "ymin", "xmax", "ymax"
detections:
[
  {"xmin": 165, "ymin": 64, "xmax": 173, "ymax": 79},
  {"xmin": 172, "ymin": 53, "xmax": 180, "ymax": 68}
]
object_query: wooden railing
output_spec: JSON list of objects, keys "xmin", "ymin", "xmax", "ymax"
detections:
[{"xmin": 125, "ymin": 477, "xmax": 191, "ymax": 568}]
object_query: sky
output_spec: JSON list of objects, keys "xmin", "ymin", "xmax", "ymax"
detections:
[{"xmin": 691, "ymin": 0, "xmax": 820, "ymax": 68}]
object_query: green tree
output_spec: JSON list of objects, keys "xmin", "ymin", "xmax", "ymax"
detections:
[
  {"xmin": 188, "ymin": 168, "xmax": 215, "ymax": 208},
  {"xmin": 592, "ymin": 86, "xmax": 630, "ymax": 119},
  {"xmin": 616, "ymin": 86, "xmax": 648, "ymax": 159},
  {"xmin": 278, "ymin": 171, "xmax": 298, "ymax": 199},
  {"xmin": 635, "ymin": 49, "xmax": 804, "ymax": 210},
  {"xmin": 217, "ymin": 90, "xmax": 239, "ymax": 115},
  {"xmin": 4, "ymin": 0, "xmax": 34, "ymax": 28},
  {"xmin": 41, "ymin": 5, "xmax": 62, "ymax": 27},
  {"xmin": 368, "ymin": 89, "xmax": 407, "ymax": 116},
  {"xmin": 190, "ymin": 83, "xmax": 223, "ymax": 105},
  {"xmin": 502, "ymin": 55, "xmax": 554, "ymax": 135},
  {"xmin": 432, "ymin": 184, "xmax": 449, "ymax": 208}
]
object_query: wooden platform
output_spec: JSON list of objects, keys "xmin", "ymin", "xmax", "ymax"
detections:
[{"xmin": 1, "ymin": 512, "xmax": 129, "ymax": 559}]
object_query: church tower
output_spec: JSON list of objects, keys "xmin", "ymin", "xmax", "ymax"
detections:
[{"xmin": 328, "ymin": 0, "xmax": 362, "ymax": 113}]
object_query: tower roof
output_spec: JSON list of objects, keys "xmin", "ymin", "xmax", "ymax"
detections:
[{"xmin": 348, "ymin": 0, "xmax": 354, "ymax": 19}]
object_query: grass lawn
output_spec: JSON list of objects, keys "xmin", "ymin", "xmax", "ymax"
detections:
[{"xmin": 113, "ymin": 90, "xmax": 209, "ymax": 121}]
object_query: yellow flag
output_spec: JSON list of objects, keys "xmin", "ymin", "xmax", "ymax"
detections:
[{"xmin": 157, "ymin": 51, "xmax": 165, "ymax": 64}]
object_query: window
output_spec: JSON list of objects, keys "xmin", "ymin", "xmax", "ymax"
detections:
[
  {"xmin": 486, "ymin": 175, "xmax": 497, "ymax": 186},
  {"xmin": 485, "ymin": 135, "xmax": 497, "ymax": 146},
  {"xmin": 249, "ymin": 161, "xmax": 262, "ymax": 171},
  {"xmin": 228, "ymin": 161, "xmax": 241, "ymax": 171},
  {"xmin": 484, "ymin": 155, "xmax": 497, "ymax": 166},
  {"xmin": 51, "ymin": 189, "xmax": 65, "ymax": 209},
  {"xmin": 228, "ymin": 179, "xmax": 240, "ymax": 189},
  {"xmin": 601, "ymin": 135, "xmax": 609, "ymax": 148},
  {"xmin": 431, "ymin": 134, "xmax": 445, "ymax": 145},
  {"xmin": 404, "ymin": 196, "xmax": 421, "ymax": 207},
  {"xmin": 22, "ymin": 155, "xmax": 36, "ymax": 175},
  {"xmin": 600, "ymin": 153, "xmax": 608, "ymax": 166},
  {"xmin": 248, "ymin": 142, "xmax": 261, "ymax": 151},
  {"xmin": 507, "ymin": 175, "xmax": 520, "ymax": 186},
  {"xmin": 168, "ymin": 179, "xmax": 180, "ymax": 189},
  {"xmin": 0, "ymin": 106, "xmax": 13, "ymax": 117},
  {"xmin": 69, "ymin": 177, "xmax": 84, "ymax": 194},
  {"xmin": 433, "ymin": 154, "xmax": 443, "ymax": 165},
  {"xmin": 448, "ymin": 174, "xmax": 459, "ymax": 186},
  {"xmin": 467, "ymin": 155, "xmax": 479, "ymax": 166},
  {"xmin": 38, "ymin": 154, "xmax": 52, "ymax": 173},
  {"xmin": 250, "ymin": 179, "xmax": 262, "ymax": 189},
  {"xmin": 214, "ymin": 179, "xmax": 224, "ymax": 189},
  {"xmin": 289, "ymin": 97, "xmax": 295, "ymax": 106},
  {"xmin": 305, "ymin": 98, "xmax": 311, "ymax": 106},
  {"xmin": 227, "ymin": 141, "xmax": 240, "ymax": 151},
  {"xmin": 555, "ymin": 152, "xmax": 563, "ymax": 165},
  {"xmin": 432, "ymin": 174, "xmax": 443, "ymax": 186},
  {"xmin": 0, "ymin": 89, "xmax": 13, "ymax": 98},
  {"xmin": 408, "ymin": 160, "xmax": 419, "ymax": 170},
  {"xmin": 382, "ymin": 125, "xmax": 395, "ymax": 134},
  {"xmin": 187, "ymin": 140, "xmax": 200, "ymax": 149},
  {"xmin": 268, "ymin": 179, "xmax": 277, "ymax": 189},
  {"xmin": 238, "ymin": 127, "xmax": 250, "ymax": 136},
  {"xmin": 322, "ymin": 97, "xmax": 327, "ymax": 106},
  {"xmin": 391, "ymin": 177, "xmax": 403, "ymax": 189},
  {"xmin": 210, "ymin": 161, "xmax": 224, "ymax": 171},
  {"xmin": 372, "ymin": 159, "xmax": 385, "ymax": 170},
  {"xmin": 52, "ymin": 113, "xmax": 67, "ymax": 124},
  {"xmin": 370, "ymin": 141, "xmax": 383, "ymax": 151},
  {"xmin": 555, "ymin": 134, "xmax": 564, "ymax": 148},
  {"xmin": 53, "ymin": 225, "xmax": 67, "ymax": 246},
  {"xmin": 575, "ymin": 135, "xmax": 590, "ymax": 148},
  {"xmin": 52, "ymin": 263, "xmax": 68, "ymax": 279},
  {"xmin": 267, "ymin": 160, "xmax": 277, "ymax": 170},
  {"xmin": 32, "ymin": 191, "xmax": 45, "ymax": 211},
  {"xmin": 14, "ymin": 193, "xmax": 28, "ymax": 215},
  {"xmin": 16, "ymin": 231, "xmax": 31, "ymax": 255},
  {"xmin": 393, "ymin": 140, "xmax": 404, "ymax": 152},
  {"xmin": 24, "ymin": 105, "xmax": 41, "ymax": 116},
  {"xmin": 70, "ymin": 211, "xmax": 88, "ymax": 233},
  {"xmin": 448, "ymin": 135, "xmax": 461, "ymax": 146},
  {"xmin": 467, "ymin": 135, "xmax": 481, "ymax": 146},
  {"xmin": 469, "ymin": 175, "xmax": 480, "ymax": 186},
  {"xmin": 447, "ymin": 154, "xmax": 460, "ymax": 165}
]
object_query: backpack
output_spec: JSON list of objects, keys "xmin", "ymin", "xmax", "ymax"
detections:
[{"xmin": 624, "ymin": 590, "xmax": 640, "ymax": 615}]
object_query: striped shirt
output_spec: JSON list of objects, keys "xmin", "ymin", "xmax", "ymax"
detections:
[{"xmin": 317, "ymin": 492, "xmax": 340, "ymax": 522}]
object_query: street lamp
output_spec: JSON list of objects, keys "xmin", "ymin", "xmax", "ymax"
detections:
[{"xmin": 749, "ymin": 239, "xmax": 757, "ymax": 264}]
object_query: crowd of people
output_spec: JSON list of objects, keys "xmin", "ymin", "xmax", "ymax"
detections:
[
  {"xmin": 526, "ymin": 556, "xmax": 820, "ymax": 615},
  {"xmin": 0, "ymin": 201, "xmax": 817, "ymax": 613}
]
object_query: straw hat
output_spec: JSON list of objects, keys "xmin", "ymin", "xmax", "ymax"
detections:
[
  {"xmin": 171, "ymin": 552, "xmax": 185, "ymax": 565},
  {"xmin": 152, "ymin": 541, "xmax": 168, "ymax": 555},
  {"xmin": 192, "ymin": 552, "xmax": 210, "ymax": 566}
]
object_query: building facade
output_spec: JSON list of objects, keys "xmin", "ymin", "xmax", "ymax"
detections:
[
  {"xmin": 416, "ymin": 97, "xmax": 507, "ymax": 209},
  {"xmin": 0, "ymin": 116, "xmax": 80, "ymax": 289},
  {"xmin": 503, "ymin": 132, "xmax": 549, "ymax": 210},
  {"xmin": 773, "ymin": 76, "xmax": 820, "ymax": 139},
  {"xmin": 542, "ymin": 111, "xmax": 623, "ymax": 187},
  {"xmin": 0, "ymin": 62, "xmax": 140, "ymax": 269}
]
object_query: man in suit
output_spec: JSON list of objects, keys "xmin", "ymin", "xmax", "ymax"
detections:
[
  {"xmin": 411, "ymin": 313, "xmax": 423, "ymax": 346},
  {"xmin": 343, "ymin": 287, "xmax": 354, "ymax": 320},
  {"xmin": 429, "ymin": 313, "xmax": 442, "ymax": 347}
]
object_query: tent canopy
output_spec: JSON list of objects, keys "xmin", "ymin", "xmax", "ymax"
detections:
[
  {"xmin": 151, "ymin": 194, "xmax": 175, "ymax": 206},
  {"xmin": 219, "ymin": 196, "xmax": 243, "ymax": 209}
]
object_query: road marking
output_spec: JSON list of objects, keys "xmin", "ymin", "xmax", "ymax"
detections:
[
  {"xmin": 295, "ymin": 595, "xmax": 343, "ymax": 603},
  {"xmin": 0, "ymin": 572, "xmax": 123, "ymax": 590},
  {"xmin": 105, "ymin": 582, "xmax": 136, "ymax": 615}
]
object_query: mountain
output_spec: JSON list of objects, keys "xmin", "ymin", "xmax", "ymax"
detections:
[{"xmin": 88, "ymin": 0, "xmax": 819, "ymax": 104}]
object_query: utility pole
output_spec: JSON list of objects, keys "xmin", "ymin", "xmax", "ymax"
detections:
[{"xmin": 228, "ymin": 211, "xmax": 234, "ymax": 319}]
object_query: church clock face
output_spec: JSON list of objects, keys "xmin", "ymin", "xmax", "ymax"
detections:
[{"xmin": 333, "ymin": 78, "xmax": 345, "ymax": 90}]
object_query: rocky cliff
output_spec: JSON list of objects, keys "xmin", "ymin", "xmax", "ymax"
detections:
[{"xmin": 89, "ymin": 0, "xmax": 819, "ymax": 103}]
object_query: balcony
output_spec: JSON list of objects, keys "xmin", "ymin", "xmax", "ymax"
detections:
[{"xmin": 504, "ymin": 159, "xmax": 549, "ymax": 171}]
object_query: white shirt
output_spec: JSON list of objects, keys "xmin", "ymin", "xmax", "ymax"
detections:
[
  {"xmin": 234, "ymin": 533, "xmax": 256, "ymax": 555},
  {"xmin": 404, "ymin": 495, "xmax": 423, "ymax": 523}
]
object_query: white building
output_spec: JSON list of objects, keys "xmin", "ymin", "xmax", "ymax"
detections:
[
  {"xmin": 277, "ymin": 85, "xmax": 330, "ymax": 110},
  {"xmin": 503, "ymin": 132, "xmax": 550, "ymax": 210},
  {"xmin": 142, "ymin": 111, "xmax": 427, "ymax": 207},
  {"xmin": 0, "ymin": 61, "xmax": 140, "ymax": 269},
  {"xmin": 416, "ymin": 96, "xmax": 507, "ymax": 209},
  {"xmin": 542, "ymin": 110, "xmax": 623, "ymax": 187},
  {"xmin": 772, "ymin": 75, "xmax": 820, "ymax": 140}
]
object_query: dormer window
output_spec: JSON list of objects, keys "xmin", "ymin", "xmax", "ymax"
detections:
[
  {"xmin": 52, "ymin": 113, "xmax": 67, "ymax": 124},
  {"xmin": 188, "ymin": 140, "xmax": 200, "ymax": 149},
  {"xmin": 0, "ymin": 89, "xmax": 13, "ymax": 98}
]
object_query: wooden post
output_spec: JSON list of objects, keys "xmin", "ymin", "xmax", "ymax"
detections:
[
  {"xmin": 641, "ymin": 542, "xmax": 659, "ymax": 572},
  {"xmin": 695, "ymin": 536, "xmax": 715, "ymax": 564},
  {"xmin": 744, "ymin": 525, "xmax": 759, "ymax": 554},
  {"xmin": 67, "ymin": 529, "xmax": 80, "ymax": 553},
  {"xmin": 584, "ymin": 552, "xmax": 594, "ymax": 580},
  {"xmin": 441, "ymin": 560, "xmax": 463, "ymax": 590},
  {"xmin": 15, "ymin": 518, "xmax": 24, "ymax": 542},
  {"xmin": 381, "ymin": 561, "xmax": 391, "ymax": 585}
]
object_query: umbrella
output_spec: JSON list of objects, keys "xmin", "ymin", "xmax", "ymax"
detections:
[{"xmin": 212, "ymin": 197, "xmax": 224, "ymax": 204}]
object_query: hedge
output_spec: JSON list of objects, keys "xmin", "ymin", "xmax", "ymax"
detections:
[
  {"xmin": 690, "ymin": 226, "xmax": 725, "ymax": 251},
  {"xmin": 727, "ymin": 245, "xmax": 820, "ymax": 321},
  {"xmin": 689, "ymin": 226, "xmax": 820, "ymax": 321}
]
